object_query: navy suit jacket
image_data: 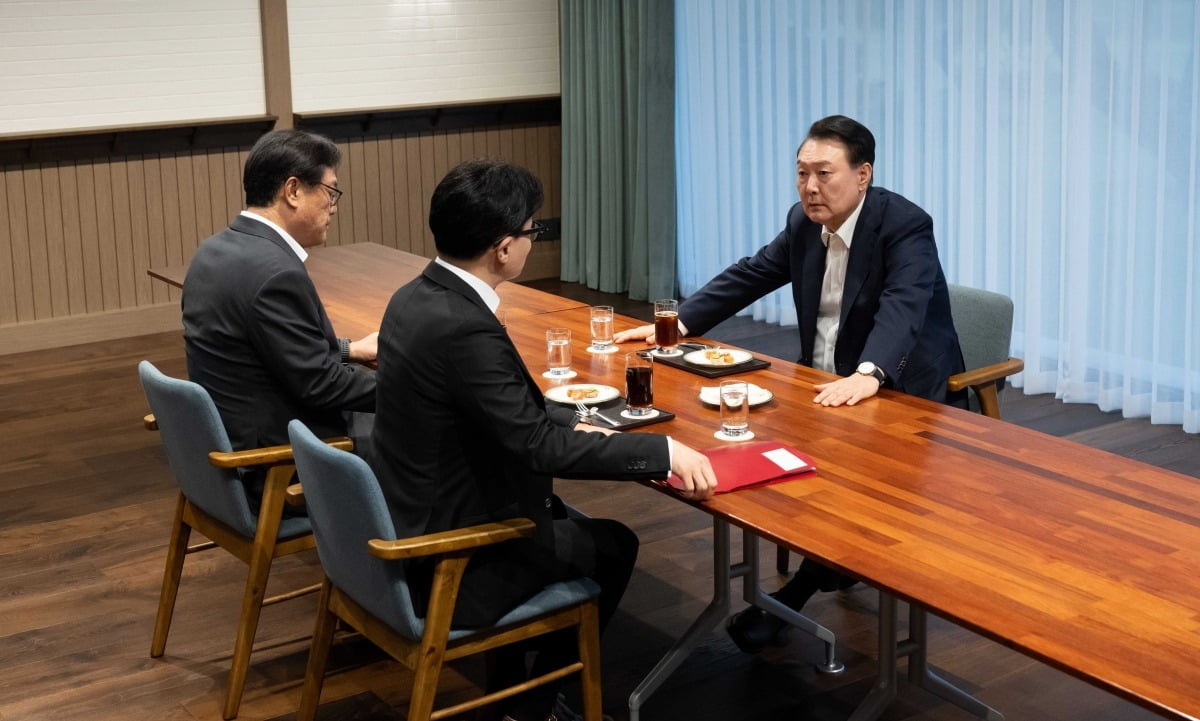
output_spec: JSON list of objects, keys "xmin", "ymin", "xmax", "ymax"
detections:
[
  {"xmin": 371, "ymin": 261, "xmax": 669, "ymax": 622},
  {"xmin": 182, "ymin": 214, "xmax": 376, "ymax": 451},
  {"xmin": 680, "ymin": 186, "xmax": 964, "ymax": 404}
]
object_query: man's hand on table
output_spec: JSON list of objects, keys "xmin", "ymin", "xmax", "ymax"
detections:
[
  {"xmin": 669, "ymin": 439, "xmax": 718, "ymax": 500},
  {"xmin": 813, "ymin": 373, "xmax": 880, "ymax": 406},
  {"xmin": 348, "ymin": 332, "xmax": 379, "ymax": 364},
  {"xmin": 613, "ymin": 319, "xmax": 692, "ymax": 346}
]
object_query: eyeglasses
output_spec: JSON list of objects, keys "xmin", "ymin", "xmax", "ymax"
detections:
[
  {"xmin": 512, "ymin": 221, "xmax": 547, "ymax": 241},
  {"xmin": 317, "ymin": 182, "xmax": 343, "ymax": 208}
]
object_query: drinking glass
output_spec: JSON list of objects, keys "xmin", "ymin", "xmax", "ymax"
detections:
[
  {"xmin": 589, "ymin": 305, "xmax": 614, "ymax": 351},
  {"xmin": 624, "ymin": 352, "xmax": 654, "ymax": 415},
  {"xmin": 653, "ymin": 299, "xmax": 680, "ymax": 355},
  {"xmin": 719, "ymin": 380, "xmax": 750, "ymax": 436},
  {"xmin": 546, "ymin": 328, "xmax": 572, "ymax": 377}
]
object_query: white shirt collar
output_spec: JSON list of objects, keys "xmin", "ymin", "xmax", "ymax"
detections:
[
  {"xmin": 241, "ymin": 210, "xmax": 307, "ymax": 262},
  {"xmin": 434, "ymin": 256, "xmax": 501, "ymax": 312},
  {"xmin": 821, "ymin": 192, "xmax": 868, "ymax": 249}
]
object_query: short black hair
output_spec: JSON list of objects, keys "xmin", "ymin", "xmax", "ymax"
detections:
[
  {"xmin": 800, "ymin": 115, "xmax": 876, "ymax": 167},
  {"xmin": 429, "ymin": 160, "xmax": 543, "ymax": 260},
  {"xmin": 243, "ymin": 130, "xmax": 341, "ymax": 207}
]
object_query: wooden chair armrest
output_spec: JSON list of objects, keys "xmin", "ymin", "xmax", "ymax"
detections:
[
  {"xmin": 947, "ymin": 357, "xmax": 1024, "ymax": 392},
  {"xmin": 207, "ymin": 436, "xmax": 354, "ymax": 468},
  {"xmin": 144, "ymin": 413, "xmax": 158, "ymax": 431},
  {"xmin": 368, "ymin": 518, "xmax": 537, "ymax": 560},
  {"xmin": 285, "ymin": 483, "xmax": 306, "ymax": 506}
]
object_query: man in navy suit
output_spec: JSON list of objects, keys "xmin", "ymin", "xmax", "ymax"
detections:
[
  {"xmin": 371, "ymin": 160, "xmax": 717, "ymax": 721},
  {"xmin": 183, "ymin": 130, "xmax": 377, "ymax": 501},
  {"xmin": 617, "ymin": 115, "xmax": 965, "ymax": 653}
]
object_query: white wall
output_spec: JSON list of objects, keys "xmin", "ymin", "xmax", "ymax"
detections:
[
  {"xmin": 0, "ymin": 0, "xmax": 265, "ymax": 134},
  {"xmin": 288, "ymin": 0, "xmax": 560, "ymax": 113}
]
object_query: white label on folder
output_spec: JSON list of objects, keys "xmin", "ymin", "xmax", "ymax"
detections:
[{"xmin": 762, "ymin": 448, "xmax": 807, "ymax": 472}]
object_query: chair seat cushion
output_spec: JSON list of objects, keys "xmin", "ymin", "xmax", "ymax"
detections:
[{"xmin": 445, "ymin": 578, "xmax": 601, "ymax": 641}]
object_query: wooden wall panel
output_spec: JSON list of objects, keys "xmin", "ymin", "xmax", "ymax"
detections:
[{"xmin": 0, "ymin": 121, "xmax": 561, "ymax": 354}]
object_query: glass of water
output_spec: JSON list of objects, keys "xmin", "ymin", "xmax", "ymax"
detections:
[
  {"xmin": 546, "ymin": 328, "xmax": 573, "ymax": 377},
  {"xmin": 719, "ymin": 380, "xmax": 749, "ymax": 437},
  {"xmin": 589, "ymin": 305, "xmax": 614, "ymax": 351}
]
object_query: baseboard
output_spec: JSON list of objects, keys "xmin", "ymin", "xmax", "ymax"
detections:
[{"xmin": 0, "ymin": 303, "xmax": 183, "ymax": 355}]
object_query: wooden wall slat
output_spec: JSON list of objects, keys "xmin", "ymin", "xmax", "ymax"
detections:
[
  {"xmin": 107, "ymin": 158, "xmax": 137, "ymax": 309},
  {"xmin": 23, "ymin": 166, "xmax": 53, "ymax": 319},
  {"xmin": 0, "ymin": 172, "xmax": 14, "ymax": 325},
  {"xmin": 91, "ymin": 160, "xmax": 121, "ymax": 312},
  {"xmin": 0, "ymin": 121, "xmax": 561, "ymax": 352}
]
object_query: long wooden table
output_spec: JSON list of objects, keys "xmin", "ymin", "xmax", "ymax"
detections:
[
  {"xmin": 152, "ymin": 243, "xmax": 1200, "ymax": 721},
  {"xmin": 502, "ymin": 305, "xmax": 1200, "ymax": 721}
]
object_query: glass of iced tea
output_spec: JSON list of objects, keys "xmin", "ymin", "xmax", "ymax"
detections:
[
  {"xmin": 653, "ymin": 299, "xmax": 680, "ymax": 355},
  {"xmin": 624, "ymin": 352, "xmax": 654, "ymax": 415},
  {"xmin": 589, "ymin": 305, "xmax": 614, "ymax": 351},
  {"xmin": 719, "ymin": 379, "xmax": 749, "ymax": 437},
  {"xmin": 546, "ymin": 328, "xmax": 573, "ymax": 377}
]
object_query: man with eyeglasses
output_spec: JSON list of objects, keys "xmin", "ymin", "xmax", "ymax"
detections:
[
  {"xmin": 182, "ymin": 129, "xmax": 377, "ymax": 503},
  {"xmin": 371, "ymin": 159, "xmax": 718, "ymax": 721}
]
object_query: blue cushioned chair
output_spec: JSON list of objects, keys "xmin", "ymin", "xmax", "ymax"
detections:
[
  {"xmin": 946, "ymin": 284, "xmax": 1025, "ymax": 419},
  {"xmin": 286, "ymin": 419, "xmax": 604, "ymax": 721},
  {"xmin": 138, "ymin": 361, "xmax": 352, "ymax": 719}
]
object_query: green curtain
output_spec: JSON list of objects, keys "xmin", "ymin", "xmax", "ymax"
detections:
[{"xmin": 560, "ymin": 0, "xmax": 675, "ymax": 301}]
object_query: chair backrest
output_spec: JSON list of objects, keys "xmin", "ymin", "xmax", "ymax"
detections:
[
  {"xmin": 948, "ymin": 284, "xmax": 1015, "ymax": 374},
  {"xmin": 138, "ymin": 360, "xmax": 258, "ymax": 537},
  {"xmin": 288, "ymin": 419, "xmax": 420, "ymax": 640}
]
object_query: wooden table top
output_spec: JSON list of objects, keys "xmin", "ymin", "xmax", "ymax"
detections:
[
  {"xmin": 148, "ymin": 242, "xmax": 586, "ymax": 338},
  {"xmin": 504, "ymin": 305, "xmax": 1200, "ymax": 721}
]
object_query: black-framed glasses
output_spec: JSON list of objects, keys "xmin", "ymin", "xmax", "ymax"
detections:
[
  {"xmin": 513, "ymin": 221, "xmax": 547, "ymax": 241},
  {"xmin": 317, "ymin": 182, "xmax": 343, "ymax": 208}
]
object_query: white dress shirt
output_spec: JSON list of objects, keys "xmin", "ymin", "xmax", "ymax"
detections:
[
  {"xmin": 241, "ymin": 210, "xmax": 307, "ymax": 263},
  {"xmin": 812, "ymin": 194, "xmax": 867, "ymax": 373}
]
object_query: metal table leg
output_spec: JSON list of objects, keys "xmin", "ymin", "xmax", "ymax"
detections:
[{"xmin": 848, "ymin": 591, "xmax": 1003, "ymax": 721}]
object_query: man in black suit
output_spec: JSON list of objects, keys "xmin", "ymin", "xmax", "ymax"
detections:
[
  {"xmin": 616, "ymin": 115, "xmax": 966, "ymax": 653},
  {"xmin": 370, "ymin": 160, "xmax": 717, "ymax": 721},
  {"xmin": 183, "ymin": 130, "xmax": 376, "ymax": 485}
]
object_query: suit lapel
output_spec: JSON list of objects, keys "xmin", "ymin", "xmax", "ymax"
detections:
[
  {"xmin": 798, "ymin": 227, "xmax": 827, "ymax": 358},
  {"xmin": 840, "ymin": 189, "xmax": 880, "ymax": 328}
]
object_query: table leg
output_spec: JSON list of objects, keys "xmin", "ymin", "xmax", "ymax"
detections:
[
  {"xmin": 628, "ymin": 521, "xmax": 845, "ymax": 720},
  {"xmin": 741, "ymin": 530, "xmax": 844, "ymax": 674},
  {"xmin": 627, "ymin": 518, "xmax": 734, "ymax": 721},
  {"xmin": 849, "ymin": 591, "xmax": 1003, "ymax": 721}
]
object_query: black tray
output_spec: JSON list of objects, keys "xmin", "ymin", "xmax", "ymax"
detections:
[
  {"xmin": 650, "ymin": 347, "xmax": 771, "ymax": 378},
  {"xmin": 577, "ymin": 397, "xmax": 675, "ymax": 430}
]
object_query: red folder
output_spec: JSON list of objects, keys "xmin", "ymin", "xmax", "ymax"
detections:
[{"xmin": 664, "ymin": 440, "xmax": 817, "ymax": 494}]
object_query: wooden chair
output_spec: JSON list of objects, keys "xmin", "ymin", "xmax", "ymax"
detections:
[
  {"xmin": 138, "ymin": 361, "xmax": 352, "ymax": 719},
  {"xmin": 286, "ymin": 419, "xmax": 604, "ymax": 721},
  {"xmin": 776, "ymin": 284, "xmax": 1025, "ymax": 573}
]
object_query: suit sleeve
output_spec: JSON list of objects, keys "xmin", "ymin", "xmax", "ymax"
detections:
[
  {"xmin": 858, "ymin": 208, "xmax": 941, "ymax": 375},
  {"xmin": 248, "ymin": 267, "xmax": 376, "ymax": 412},
  {"xmin": 678, "ymin": 204, "xmax": 802, "ymax": 336},
  {"xmin": 445, "ymin": 316, "xmax": 668, "ymax": 480}
]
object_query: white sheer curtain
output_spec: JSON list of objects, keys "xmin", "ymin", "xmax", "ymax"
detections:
[{"xmin": 675, "ymin": 0, "xmax": 1199, "ymax": 432}]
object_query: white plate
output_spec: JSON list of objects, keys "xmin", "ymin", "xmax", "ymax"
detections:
[
  {"xmin": 698, "ymin": 384, "xmax": 774, "ymax": 407},
  {"xmin": 545, "ymin": 384, "xmax": 621, "ymax": 405},
  {"xmin": 682, "ymin": 348, "xmax": 754, "ymax": 367}
]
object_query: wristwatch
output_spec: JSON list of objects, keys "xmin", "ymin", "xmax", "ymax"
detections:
[{"xmin": 856, "ymin": 361, "xmax": 886, "ymax": 386}]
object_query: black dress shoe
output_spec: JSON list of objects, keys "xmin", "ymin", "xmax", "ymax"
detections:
[{"xmin": 725, "ymin": 606, "xmax": 788, "ymax": 653}]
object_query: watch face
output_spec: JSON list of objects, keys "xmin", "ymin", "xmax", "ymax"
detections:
[{"xmin": 857, "ymin": 361, "xmax": 876, "ymax": 375}]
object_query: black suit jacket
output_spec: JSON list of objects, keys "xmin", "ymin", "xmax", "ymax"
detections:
[
  {"xmin": 680, "ymin": 187, "xmax": 964, "ymax": 403},
  {"xmin": 371, "ymin": 261, "xmax": 670, "ymax": 622},
  {"xmin": 182, "ymin": 214, "xmax": 375, "ymax": 451}
]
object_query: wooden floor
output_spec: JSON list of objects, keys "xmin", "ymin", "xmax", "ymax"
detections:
[{"xmin": 2, "ymin": 280, "xmax": 1197, "ymax": 721}]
